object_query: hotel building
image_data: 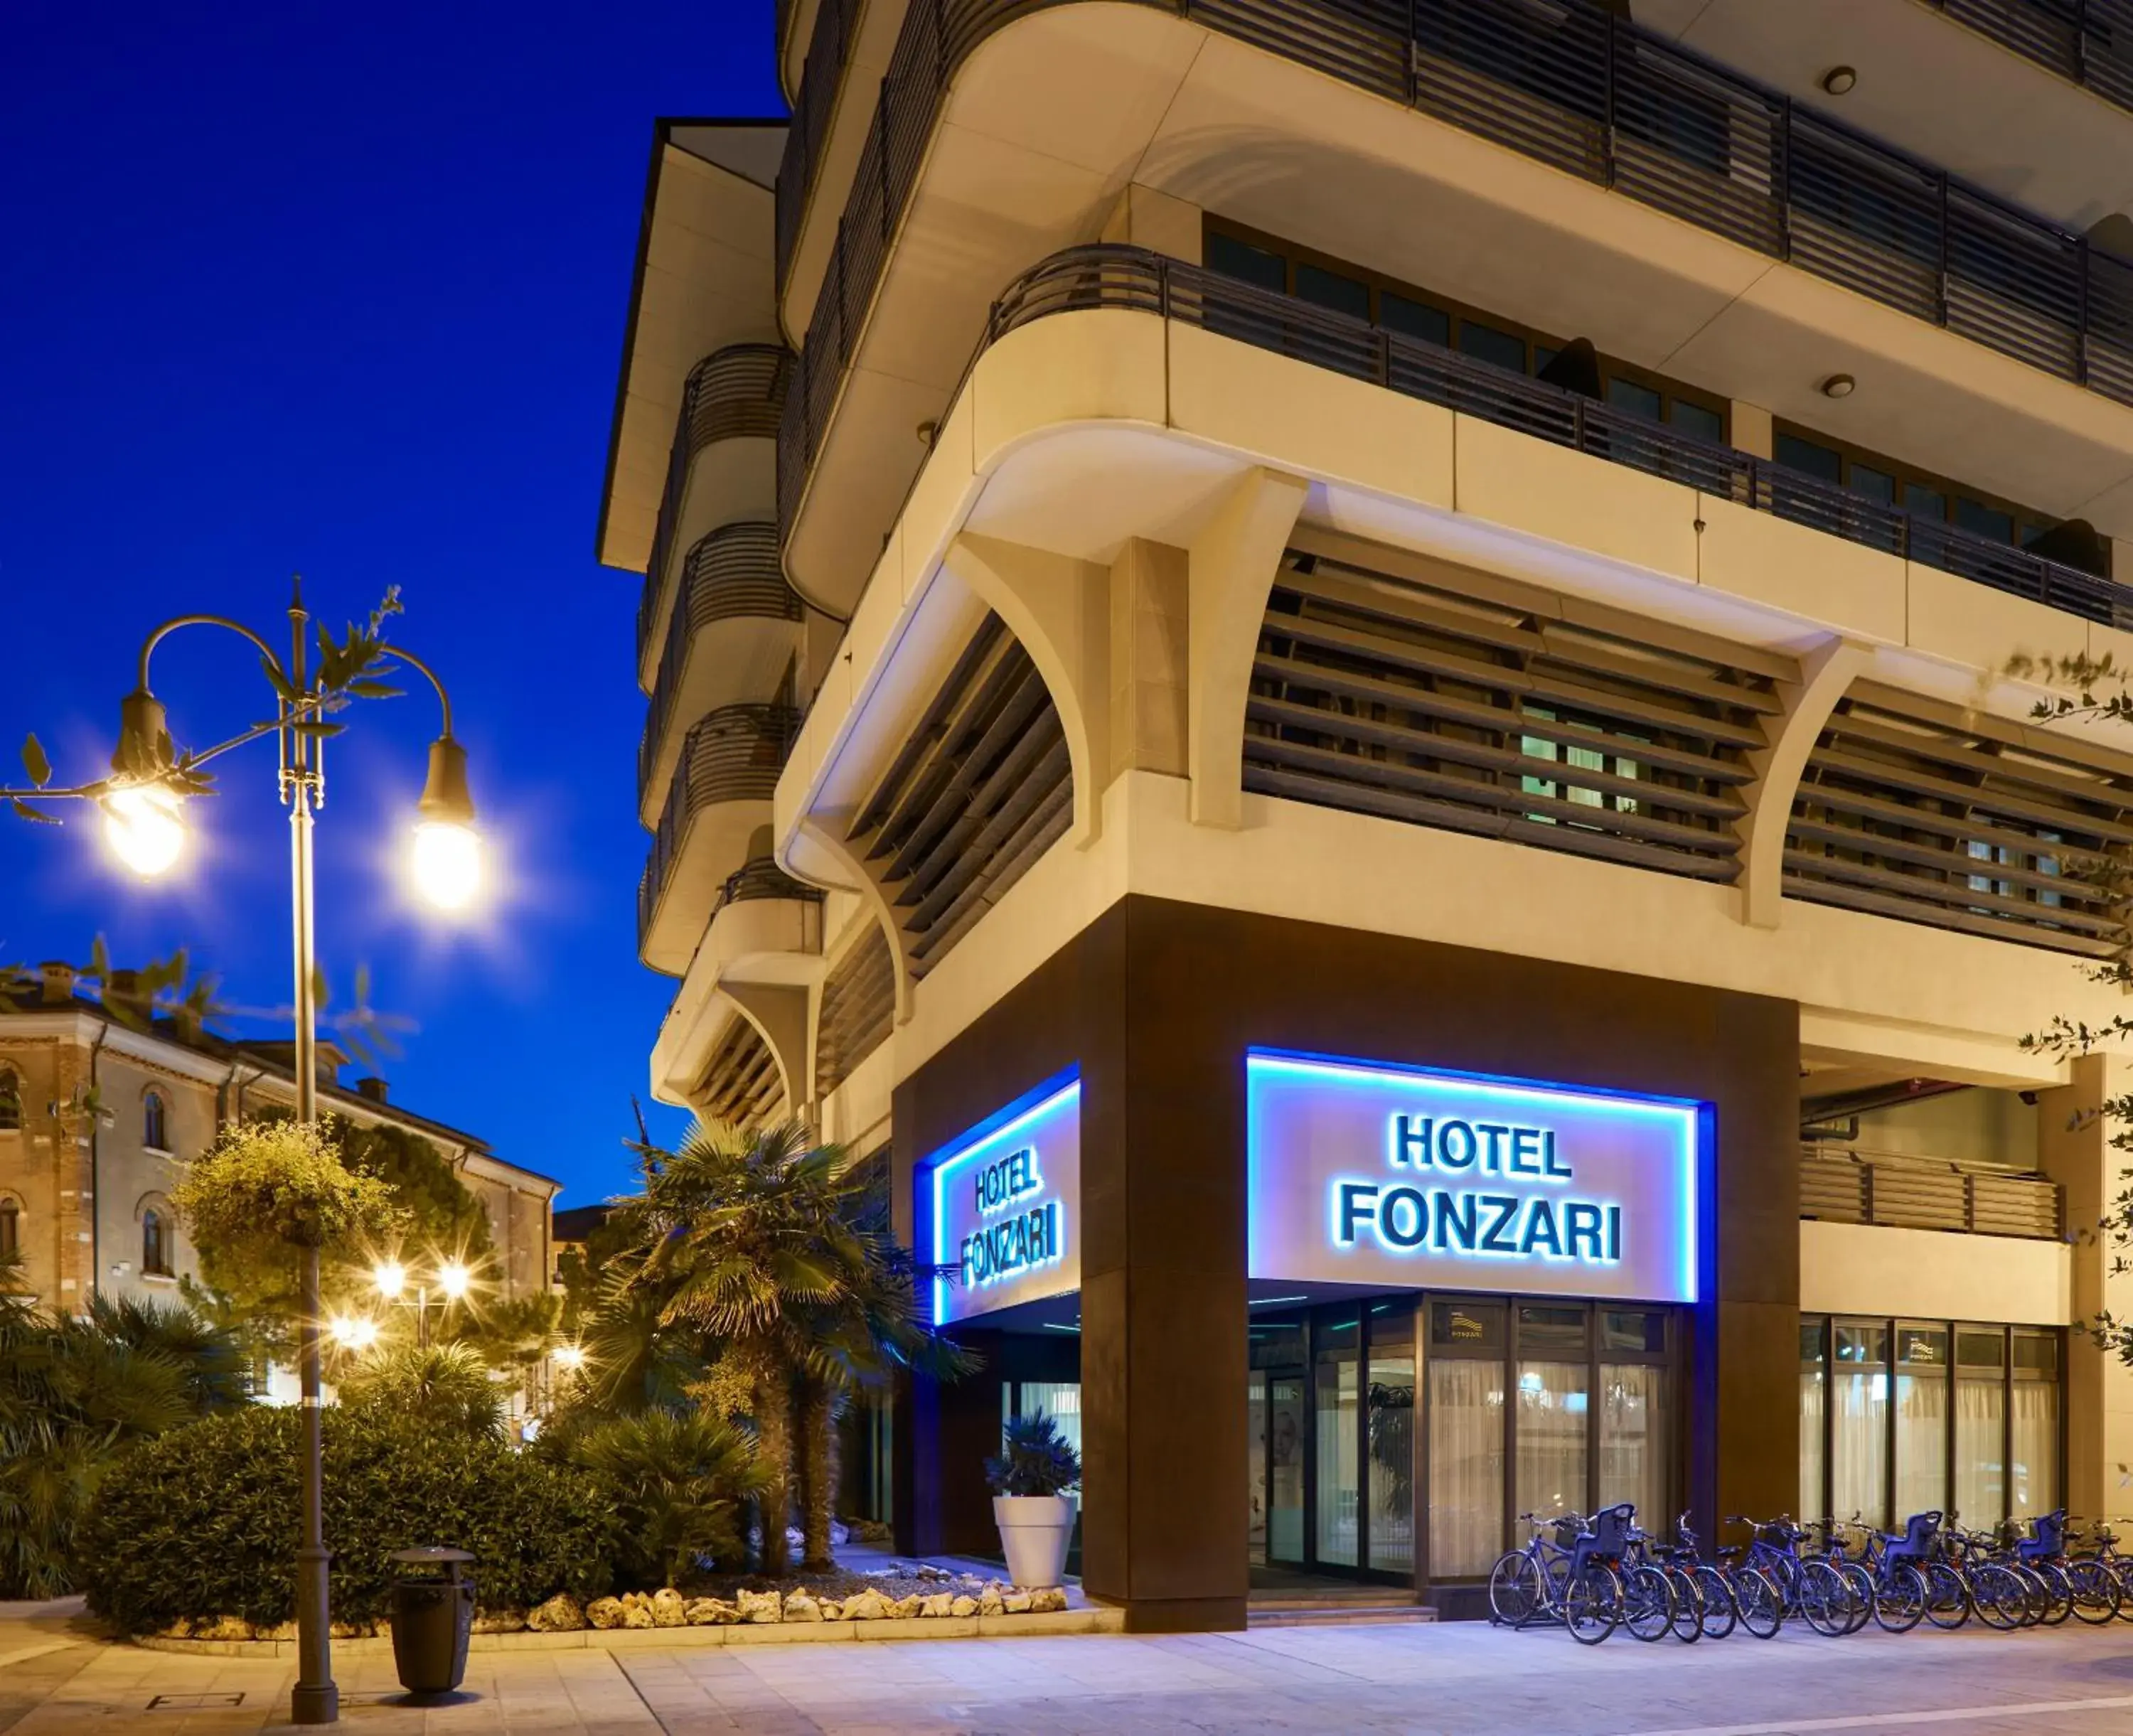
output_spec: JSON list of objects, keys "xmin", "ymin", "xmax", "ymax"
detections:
[{"xmin": 602, "ymin": 0, "xmax": 2133, "ymax": 1626}]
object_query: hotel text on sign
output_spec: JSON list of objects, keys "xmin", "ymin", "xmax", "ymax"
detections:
[
  {"xmin": 927, "ymin": 1076, "xmax": 1080, "ymax": 1326},
  {"xmin": 1247, "ymin": 1051, "xmax": 1700, "ymax": 1304}
]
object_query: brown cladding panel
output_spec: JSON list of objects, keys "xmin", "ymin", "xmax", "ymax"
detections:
[{"xmin": 895, "ymin": 894, "xmax": 1798, "ymax": 1625}]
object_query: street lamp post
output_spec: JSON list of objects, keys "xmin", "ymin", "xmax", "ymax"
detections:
[
  {"xmin": 94, "ymin": 582, "xmax": 481, "ymax": 1727},
  {"xmin": 370, "ymin": 1256, "xmax": 474, "ymax": 1347}
]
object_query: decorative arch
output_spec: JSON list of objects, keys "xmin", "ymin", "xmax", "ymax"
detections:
[
  {"xmin": 135, "ymin": 1191, "xmax": 176, "ymax": 1277},
  {"xmin": 142, "ymin": 1086, "xmax": 170, "ymax": 1152}
]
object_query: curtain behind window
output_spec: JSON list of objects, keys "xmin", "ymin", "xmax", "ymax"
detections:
[
  {"xmin": 2011, "ymin": 1383, "xmax": 2058, "ymax": 1518},
  {"xmin": 1598, "ymin": 1364, "xmax": 1668, "ymax": 1526},
  {"xmin": 1428, "ymin": 1359, "xmax": 1503, "ymax": 1575}
]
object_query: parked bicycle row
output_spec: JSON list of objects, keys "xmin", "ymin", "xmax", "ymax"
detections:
[{"xmin": 1487, "ymin": 1505, "xmax": 2133, "ymax": 1644}]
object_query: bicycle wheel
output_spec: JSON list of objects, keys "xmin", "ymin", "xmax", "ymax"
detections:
[
  {"xmin": 1796, "ymin": 1559, "xmax": 1849, "ymax": 1636},
  {"xmin": 1970, "ymin": 1563, "xmax": 2028, "ymax": 1631},
  {"xmin": 1566, "ymin": 1563, "xmax": 1622, "ymax": 1645},
  {"xmin": 2107, "ymin": 1559, "xmax": 2133, "ymax": 1622},
  {"xmin": 1623, "ymin": 1563, "xmax": 1674, "ymax": 1641},
  {"xmin": 1487, "ymin": 1550, "xmax": 1544, "ymax": 1627},
  {"xmin": 1730, "ymin": 1565, "xmax": 1783, "ymax": 1639},
  {"xmin": 1921, "ymin": 1561, "xmax": 1970, "ymax": 1630},
  {"xmin": 1873, "ymin": 1562, "xmax": 1927, "ymax": 1634},
  {"xmin": 1838, "ymin": 1563, "xmax": 1874, "ymax": 1634},
  {"xmin": 2069, "ymin": 1559, "xmax": 2122, "ymax": 1625},
  {"xmin": 2030, "ymin": 1561, "xmax": 2074, "ymax": 1627},
  {"xmin": 1662, "ymin": 1565, "xmax": 1701, "ymax": 1641},
  {"xmin": 1691, "ymin": 1564, "xmax": 1736, "ymax": 1640},
  {"xmin": 2010, "ymin": 1565, "xmax": 2049, "ymax": 1627}
]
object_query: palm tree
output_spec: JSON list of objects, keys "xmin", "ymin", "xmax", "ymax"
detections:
[
  {"xmin": 0, "ymin": 1260, "xmax": 242, "ymax": 1596},
  {"xmin": 555, "ymin": 1408, "xmax": 766, "ymax": 1585},
  {"xmin": 609, "ymin": 1120, "xmax": 968, "ymax": 1574}
]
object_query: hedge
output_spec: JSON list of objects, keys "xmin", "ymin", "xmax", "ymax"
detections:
[{"xmin": 79, "ymin": 1405, "xmax": 618, "ymax": 1634}]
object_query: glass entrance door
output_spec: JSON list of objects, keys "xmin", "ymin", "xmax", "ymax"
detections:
[{"xmin": 1266, "ymin": 1372, "xmax": 1307, "ymax": 1566}]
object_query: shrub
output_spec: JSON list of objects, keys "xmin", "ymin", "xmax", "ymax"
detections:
[
  {"xmin": 542, "ymin": 1406, "xmax": 764, "ymax": 1587},
  {"xmin": 78, "ymin": 1405, "xmax": 617, "ymax": 1634},
  {"xmin": 337, "ymin": 1343, "xmax": 505, "ymax": 1440},
  {"xmin": 984, "ymin": 1410, "xmax": 1081, "ymax": 1496}
]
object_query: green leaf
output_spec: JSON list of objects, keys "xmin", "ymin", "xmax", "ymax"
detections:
[
  {"xmin": 9, "ymin": 797, "xmax": 60, "ymax": 824},
  {"xmin": 345, "ymin": 681, "xmax": 403, "ymax": 701},
  {"xmin": 21, "ymin": 733, "xmax": 52, "ymax": 789}
]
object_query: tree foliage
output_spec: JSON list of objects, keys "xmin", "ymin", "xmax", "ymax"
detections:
[
  {"xmin": 337, "ymin": 1342, "xmax": 506, "ymax": 1441},
  {"xmin": 540, "ymin": 1408, "xmax": 765, "ymax": 1587}
]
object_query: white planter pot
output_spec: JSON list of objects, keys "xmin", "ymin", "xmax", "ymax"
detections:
[{"xmin": 993, "ymin": 1494, "xmax": 1076, "ymax": 1589}]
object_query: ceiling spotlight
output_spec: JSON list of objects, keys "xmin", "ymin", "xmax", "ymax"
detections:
[
  {"xmin": 1821, "ymin": 65, "xmax": 1858, "ymax": 96},
  {"xmin": 1819, "ymin": 373, "xmax": 1857, "ymax": 399}
]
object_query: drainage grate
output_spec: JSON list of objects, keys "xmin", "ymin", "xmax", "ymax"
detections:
[{"xmin": 146, "ymin": 1693, "xmax": 245, "ymax": 1710}]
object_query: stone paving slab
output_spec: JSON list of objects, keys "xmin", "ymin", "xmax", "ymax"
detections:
[{"xmin": 14, "ymin": 1607, "xmax": 2133, "ymax": 1733}]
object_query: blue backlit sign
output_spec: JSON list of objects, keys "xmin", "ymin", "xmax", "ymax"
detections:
[
  {"xmin": 1248, "ymin": 1051, "xmax": 1700, "ymax": 1304},
  {"xmin": 926, "ymin": 1075, "xmax": 1080, "ymax": 1326}
]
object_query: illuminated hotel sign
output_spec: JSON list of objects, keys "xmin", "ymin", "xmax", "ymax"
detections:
[
  {"xmin": 927, "ymin": 1075, "xmax": 1080, "ymax": 1326},
  {"xmin": 1247, "ymin": 1051, "xmax": 1701, "ymax": 1304}
]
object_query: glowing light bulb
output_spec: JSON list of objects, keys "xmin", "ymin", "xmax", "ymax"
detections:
[
  {"xmin": 328, "ymin": 1314, "xmax": 377, "ymax": 1349},
  {"xmin": 372, "ymin": 1260, "xmax": 406, "ymax": 1300},
  {"xmin": 554, "ymin": 1344, "xmax": 585, "ymax": 1371},
  {"xmin": 436, "ymin": 1260, "xmax": 472, "ymax": 1300},
  {"xmin": 410, "ymin": 820, "xmax": 481, "ymax": 911},
  {"xmin": 102, "ymin": 786, "xmax": 186, "ymax": 878}
]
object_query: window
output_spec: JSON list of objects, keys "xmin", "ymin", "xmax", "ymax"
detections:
[
  {"xmin": 1895, "ymin": 1325, "xmax": 1949, "ymax": 1522},
  {"xmin": 1773, "ymin": 422, "xmax": 2057, "ymax": 554},
  {"xmin": 141, "ymin": 1208, "xmax": 171, "ymax": 1277},
  {"xmin": 1801, "ymin": 1316, "xmax": 1827, "ymax": 1521},
  {"xmin": 1809, "ymin": 1319, "xmax": 2060, "ymax": 1529},
  {"xmin": 143, "ymin": 1090, "xmax": 168, "ymax": 1152},
  {"xmin": 1956, "ymin": 1328, "xmax": 2006, "ymax": 1525},
  {"xmin": 1832, "ymin": 1320, "xmax": 1891, "ymax": 1526},
  {"xmin": 0, "ymin": 1069, "xmax": 20, "ymax": 1132},
  {"xmin": 2011, "ymin": 1330, "xmax": 2060, "ymax": 1518},
  {"xmin": 0, "ymin": 1199, "xmax": 18, "ymax": 1260}
]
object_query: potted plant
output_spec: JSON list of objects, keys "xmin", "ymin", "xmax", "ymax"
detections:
[{"xmin": 984, "ymin": 1410, "xmax": 1080, "ymax": 1589}]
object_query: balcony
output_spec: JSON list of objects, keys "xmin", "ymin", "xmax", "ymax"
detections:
[
  {"xmin": 649, "ymin": 856, "xmax": 825, "ymax": 1106},
  {"xmin": 638, "ymin": 523, "xmax": 805, "ymax": 825},
  {"xmin": 638, "ymin": 344, "xmax": 790, "ymax": 688},
  {"xmin": 777, "ymin": 0, "xmax": 2133, "ymax": 584},
  {"xmin": 1801, "ymin": 1145, "xmax": 2063, "ymax": 1240},
  {"xmin": 638, "ymin": 705, "xmax": 802, "ymax": 973},
  {"xmin": 982, "ymin": 245, "xmax": 2132, "ymax": 624},
  {"xmin": 1934, "ymin": 0, "xmax": 2133, "ymax": 114}
]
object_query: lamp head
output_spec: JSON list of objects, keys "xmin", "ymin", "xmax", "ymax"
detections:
[
  {"xmin": 111, "ymin": 689, "xmax": 171, "ymax": 780},
  {"xmin": 372, "ymin": 1260, "xmax": 407, "ymax": 1300},
  {"xmin": 412, "ymin": 735, "xmax": 481, "ymax": 911},
  {"xmin": 436, "ymin": 1260, "xmax": 472, "ymax": 1300},
  {"xmin": 102, "ymin": 784, "xmax": 186, "ymax": 878}
]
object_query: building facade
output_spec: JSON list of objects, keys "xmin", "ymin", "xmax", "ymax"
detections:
[
  {"xmin": 0, "ymin": 964, "xmax": 559, "ymax": 1317},
  {"xmin": 605, "ymin": 0, "xmax": 2133, "ymax": 1629}
]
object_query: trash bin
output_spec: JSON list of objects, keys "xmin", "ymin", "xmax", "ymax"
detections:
[{"xmin": 386, "ymin": 1547, "xmax": 476, "ymax": 1698}]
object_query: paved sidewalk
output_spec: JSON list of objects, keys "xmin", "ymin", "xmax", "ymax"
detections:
[{"xmin": 10, "ymin": 1606, "xmax": 2133, "ymax": 1733}]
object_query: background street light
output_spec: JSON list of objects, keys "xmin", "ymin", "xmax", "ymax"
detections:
[{"xmin": 370, "ymin": 1255, "xmax": 476, "ymax": 1346}]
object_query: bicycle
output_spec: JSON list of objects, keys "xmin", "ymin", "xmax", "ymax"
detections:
[
  {"xmin": 1488, "ymin": 1510, "xmax": 1623, "ymax": 1644},
  {"xmin": 1727, "ymin": 1515, "xmax": 1852, "ymax": 1636},
  {"xmin": 1624, "ymin": 1510, "xmax": 1701, "ymax": 1641},
  {"xmin": 2013, "ymin": 1510, "xmax": 2107, "ymax": 1625},
  {"xmin": 1651, "ymin": 1511, "xmax": 1741, "ymax": 1641},
  {"xmin": 1947, "ymin": 1521, "xmax": 2044, "ymax": 1630},
  {"xmin": 1829, "ymin": 1511, "xmax": 1930, "ymax": 1634},
  {"xmin": 2075, "ymin": 1518, "xmax": 2133, "ymax": 1622}
]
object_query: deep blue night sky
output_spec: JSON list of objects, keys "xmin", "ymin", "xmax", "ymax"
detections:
[{"xmin": 2, "ymin": 1, "xmax": 779, "ymax": 1209}]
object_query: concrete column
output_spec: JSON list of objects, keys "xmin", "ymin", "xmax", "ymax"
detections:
[
  {"xmin": 1108, "ymin": 538, "xmax": 1188, "ymax": 781},
  {"xmin": 1731, "ymin": 400, "xmax": 1774, "ymax": 459},
  {"xmin": 2038, "ymin": 1054, "xmax": 2133, "ymax": 1516}
]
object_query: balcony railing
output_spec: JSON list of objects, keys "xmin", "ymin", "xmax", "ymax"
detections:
[
  {"xmin": 638, "ymin": 345, "xmax": 790, "ymax": 665},
  {"xmin": 715, "ymin": 854, "xmax": 825, "ymax": 916},
  {"xmin": 776, "ymin": 0, "xmax": 860, "ymax": 293},
  {"xmin": 1935, "ymin": 0, "xmax": 2133, "ymax": 114},
  {"xmin": 638, "ymin": 704, "xmax": 801, "ymax": 948},
  {"xmin": 638, "ymin": 523, "xmax": 802, "ymax": 808},
  {"xmin": 963, "ymin": 245, "xmax": 2132, "ymax": 625},
  {"xmin": 776, "ymin": 0, "xmax": 2133, "ymax": 542},
  {"xmin": 1801, "ymin": 1147, "xmax": 2064, "ymax": 1241}
]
